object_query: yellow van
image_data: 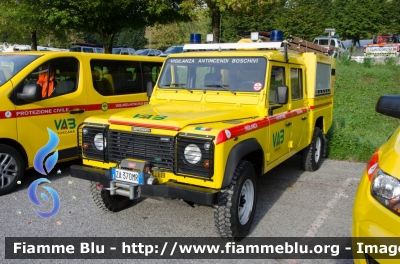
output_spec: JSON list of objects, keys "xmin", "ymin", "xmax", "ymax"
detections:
[{"xmin": 0, "ymin": 51, "xmax": 165, "ymax": 195}]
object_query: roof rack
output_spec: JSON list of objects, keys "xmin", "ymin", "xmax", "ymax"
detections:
[{"xmin": 287, "ymin": 35, "xmax": 330, "ymax": 55}]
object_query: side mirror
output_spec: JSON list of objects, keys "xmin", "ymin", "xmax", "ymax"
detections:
[
  {"xmin": 268, "ymin": 85, "xmax": 288, "ymax": 116},
  {"xmin": 276, "ymin": 85, "xmax": 288, "ymax": 104},
  {"xmin": 17, "ymin": 84, "xmax": 42, "ymax": 102},
  {"xmin": 146, "ymin": 80, "xmax": 154, "ymax": 99},
  {"xmin": 376, "ymin": 95, "xmax": 400, "ymax": 119}
]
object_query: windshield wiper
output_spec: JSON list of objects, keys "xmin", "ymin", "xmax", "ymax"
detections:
[
  {"xmin": 164, "ymin": 83, "xmax": 192, "ymax": 93},
  {"xmin": 204, "ymin": 84, "xmax": 236, "ymax": 95}
]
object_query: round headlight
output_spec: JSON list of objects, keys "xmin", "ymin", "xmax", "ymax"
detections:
[
  {"xmin": 94, "ymin": 133, "xmax": 106, "ymax": 151},
  {"xmin": 184, "ymin": 144, "xmax": 202, "ymax": 164}
]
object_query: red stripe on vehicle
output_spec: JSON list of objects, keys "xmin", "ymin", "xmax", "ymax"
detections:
[
  {"xmin": 309, "ymin": 102, "xmax": 331, "ymax": 110},
  {"xmin": 216, "ymin": 111, "xmax": 296, "ymax": 145},
  {"xmin": 216, "ymin": 107, "xmax": 309, "ymax": 145},
  {"xmin": 0, "ymin": 101, "xmax": 148, "ymax": 120},
  {"xmin": 108, "ymin": 120, "xmax": 181, "ymax": 131}
]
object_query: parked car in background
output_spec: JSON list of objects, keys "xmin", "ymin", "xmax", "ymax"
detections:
[
  {"xmin": 70, "ymin": 42, "xmax": 103, "ymax": 53},
  {"xmin": 112, "ymin": 46, "xmax": 135, "ymax": 55},
  {"xmin": 159, "ymin": 45, "xmax": 184, "ymax": 57},
  {"xmin": 352, "ymin": 94, "xmax": 400, "ymax": 263},
  {"xmin": 312, "ymin": 36, "xmax": 347, "ymax": 58},
  {"xmin": 134, "ymin": 49, "xmax": 162, "ymax": 56}
]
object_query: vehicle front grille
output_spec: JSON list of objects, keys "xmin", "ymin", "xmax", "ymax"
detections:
[{"xmin": 108, "ymin": 130, "xmax": 175, "ymax": 171}]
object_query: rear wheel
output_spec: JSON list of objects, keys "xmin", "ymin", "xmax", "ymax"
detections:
[
  {"xmin": 302, "ymin": 127, "xmax": 325, "ymax": 171},
  {"xmin": 214, "ymin": 160, "xmax": 257, "ymax": 241},
  {"xmin": 0, "ymin": 144, "xmax": 25, "ymax": 196},
  {"xmin": 90, "ymin": 181, "xmax": 133, "ymax": 212}
]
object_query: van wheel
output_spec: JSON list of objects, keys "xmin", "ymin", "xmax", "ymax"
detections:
[
  {"xmin": 214, "ymin": 160, "xmax": 257, "ymax": 241},
  {"xmin": 90, "ymin": 181, "xmax": 133, "ymax": 212},
  {"xmin": 0, "ymin": 144, "xmax": 25, "ymax": 196},
  {"xmin": 302, "ymin": 127, "xmax": 325, "ymax": 171}
]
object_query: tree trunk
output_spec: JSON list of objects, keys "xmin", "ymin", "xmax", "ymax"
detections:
[
  {"xmin": 100, "ymin": 31, "xmax": 116, "ymax": 54},
  {"xmin": 211, "ymin": 8, "xmax": 221, "ymax": 43},
  {"xmin": 30, "ymin": 30, "xmax": 37, "ymax": 51}
]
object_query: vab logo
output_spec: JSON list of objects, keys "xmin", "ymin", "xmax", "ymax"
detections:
[
  {"xmin": 133, "ymin": 113, "xmax": 167, "ymax": 120},
  {"xmin": 33, "ymin": 128, "xmax": 59, "ymax": 175},
  {"xmin": 54, "ymin": 118, "xmax": 76, "ymax": 130},
  {"xmin": 272, "ymin": 129, "xmax": 285, "ymax": 148},
  {"xmin": 28, "ymin": 178, "xmax": 60, "ymax": 218}
]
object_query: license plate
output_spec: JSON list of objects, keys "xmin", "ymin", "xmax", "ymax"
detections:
[{"xmin": 111, "ymin": 168, "xmax": 144, "ymax": 185}]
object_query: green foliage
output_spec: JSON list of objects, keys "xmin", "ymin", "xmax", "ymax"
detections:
[
  {"xmin": 327, "ymin": 62, "xmax": 400, "ymax": 162},
  {"xmin": 338, "ymin": 52, "xmax": 352, "ymax": 66},
  {"xmin": 333, "ymin": 0, "xmax": 382, "ymax": 44},
  {"xmin": 384, "ymin": 57, "xmax": 398, "ymax": 68},
  {"xmin": 363, "ymin": 57, "xmax": 373, "ymax": 68},
  {"xmin": 114, "ymin": 28, "xmax": 148, "ymax": 49}
]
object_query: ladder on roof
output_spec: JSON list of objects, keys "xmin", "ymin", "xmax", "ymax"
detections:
[{"xmin": 244, "ymin": 31, "xmax": 330, "ymax": 55}]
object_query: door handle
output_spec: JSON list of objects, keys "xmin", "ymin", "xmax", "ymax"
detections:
[
  {"xmin": 285, "ymin": 122, "xmax": 292, "ymax": 127},
  {"xmin": 301, "ymin": 116, "xmax": 307, "ymax": 120},
  {"xmin": 70, "ymin": 109, "xmax": 85, "ymax": 114}
]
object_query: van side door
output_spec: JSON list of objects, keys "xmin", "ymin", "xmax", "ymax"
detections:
[{"xmin": 12, "ymin": 56, "xmax": 87, "ymax": 167}]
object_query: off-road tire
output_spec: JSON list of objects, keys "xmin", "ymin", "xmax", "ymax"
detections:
[
  {"xmin": 214, "ymin": 160, "xmax": 257, "ymax": 241},
  {"xmin": 90, "ymin": 181, "xmax": 133, "ymax": 212},
  {"xmin": 302, "ymin": 127, "xmax": 325, "ymax": 172},
  {"xmin": 0, "ymin": 144, "xmax": 25, "ymax": 196}
]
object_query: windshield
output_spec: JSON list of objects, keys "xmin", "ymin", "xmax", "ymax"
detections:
[
  {"xmin": 164, "ymin": 46, "xmax": 183, "ymax": 54},
  {"xmin": 0, "ymin": 54, "xmax": 40, "ymax": 87},
  {"xmin": 158, "ymin": 57, "xmax": 267, "ymax": 92}
]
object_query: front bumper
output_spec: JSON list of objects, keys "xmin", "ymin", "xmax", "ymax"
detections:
[{"xmin": 70, "ymin": 165, "xmax": 219, "ymax": 205}]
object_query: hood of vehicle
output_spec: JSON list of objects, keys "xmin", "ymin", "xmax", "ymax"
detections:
[
  {"xmin": 379, "ymin": 126, "xmax": 400, "ymax": 178},
  {"xmin": 107, "ymin": 103, "xmax": 259, "ymax": 131}
]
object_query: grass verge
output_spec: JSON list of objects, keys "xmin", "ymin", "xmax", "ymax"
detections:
[{"xmin": 327, "ymin": 59, "xmax": 400, "ymax": 162}]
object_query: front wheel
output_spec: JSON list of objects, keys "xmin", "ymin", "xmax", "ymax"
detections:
[
  {"xmin": 301, "ymin": 127, "xmax": 325, "ymax": 171},
  {"xmin": 90, "ymin": 181, "xmax": 133, "ymax": 212},
  {"xmin": 214, "ymin": 160, "xmax": 257, "ymax": 241},
  {"xmin": 0, "ymin": 144, "xmax": 25, "ymax": 196}
]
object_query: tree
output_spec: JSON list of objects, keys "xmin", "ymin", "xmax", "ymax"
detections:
[
  {"xmin": 221, "ymin": 0, "xmax": 286, "ymax": 42},
  {"xmin": 178, "ymin": 0, "xmax": 273, "ymax": 43},
  {"xmin": 145, "ymin": 11, "xmax": 209, "ymax": 49},
  {"xmin": 1, "ymin": 0, "xmax": 189, "ymax": 53},
  {"xmin": 333, "ymin": 0, "xmax": 384, "ymax": 46},
  {"xmin": 274, "ymin": 0, "xmax": 333, "ymax": 41},
  {"xmin": 114, "ymin": 28, "xmax": 148, "ymax": 49}
]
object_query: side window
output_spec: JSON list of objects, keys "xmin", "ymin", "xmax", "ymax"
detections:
[
  {"xmin": 142, "ymin": 62, "xmax": 163, "ymax": 88},
  {"xmin": 269, "ymin": 66, "xmax": 285, "ymax": 104},
  {"xmin": 19, "ymin": 57, "xmax": 79, "ymax": 100},
  {"xmin": 290, "ymin": 68, "xmax": 302, "ymax": 100},
  {"xmin": 83, "ymin": 47, "xmax": 93, "ymax": 53},
  {"xmin": 91, "ymin": 60, "xmax": 163, "ymax": 96}
]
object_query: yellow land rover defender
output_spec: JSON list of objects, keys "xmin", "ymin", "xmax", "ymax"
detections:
[{"xmin": 71, "ymin": 33, "xmax": 336, "ymax": 241}]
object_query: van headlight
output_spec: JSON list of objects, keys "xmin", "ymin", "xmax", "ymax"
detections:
[
  {"xmin": 184, "ymin": 144, "xmax": 202, "ymax": 164},
  {"xmin": 94, "ymin": 133, "xmax": 107, "ymax": 151},
  {"xmin": 371, "ymin": 169, "xmax": 400, "ymax": 215}
]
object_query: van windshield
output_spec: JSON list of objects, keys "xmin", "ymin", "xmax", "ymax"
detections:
[
  {"xmin": 0, "ymin": 54, "xmax": 40, "ymax": 87},
  {"xmin": 158, "ymin": 57, "xmax": 267, "ymax": 92}
]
